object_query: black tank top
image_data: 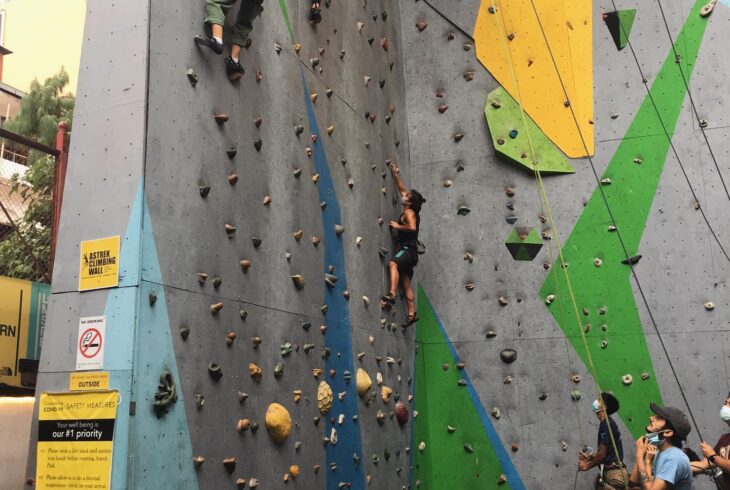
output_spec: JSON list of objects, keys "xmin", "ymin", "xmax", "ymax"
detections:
[{"xmin": 397, "ymin": 211, "xmax": 420, "ymax": 247}]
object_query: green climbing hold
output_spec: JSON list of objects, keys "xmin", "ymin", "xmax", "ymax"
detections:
[
  {"xmin": 504, "ymin": 227, "xmax": 543, "ymax": 261},
  {"xmin": 484, "ymin": 87, "xmax": 574, "ymax": 174},
  {"xmin": 604, "ymin": 10, "xmax": 637, "ymax": 51}
]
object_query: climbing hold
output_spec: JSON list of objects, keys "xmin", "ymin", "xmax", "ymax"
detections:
[
  {"xmin": 291, "ymin": 274, "xmax": 306, "ymax": 290},
  {"xmin": 186, "ymin": 68, "xmax": 198, "ymax": 87},
  {"xmin": 193, "ymin": 456, "xmax": 205, "ymax": 468},
  {"xmin": 621, "ymin": 255, "xmax": 642, "ymax": 265},
  {"xmin": 500, "ymin": 349, "xmax": 517, "ymax": 364},
  {"xmin": 224, "ymin": 224, "xmax": 237, "ymax": 237},
  {"xmin": 571, "ymin": 390, "xmax": 582, "ymax": 401},
  {"xmin": 381, "ymin": 386, "xmax": 393, "ymax": 403},
  {"xmin": 454, "ymin": 133, "xmax": 464, "ymax": 142},
  {"xmin": 208, "ymin": 362, "xmax": 223, "ymax": 381},
  {"xmin": 249, "ymin": 478, "xmax": 259, "ymax": 488},
  {"xmin": 571, "ymin": 374, "xmax": 581, "ymax": 383},
  {"xmin": 318, "ymin": 381, "xmax": 334, "ymax": 415},
  {"xmin": 438, "ymin": 104, "xmax": 449, "ymax": 114},
  {"xmin": 704, "ymin": 301, "xmax": 716, "ymax": 311},
  {"xmin": 641, "ymin": 372, "xmax": 650, "ymax": 381},
  {"xmin": 179, "ymin": 325, "xmax": 190, "ymax": 340},
  {"xmin": 327, "ymin": 125, "xmax": 335, "ymax": 136},
  {"xmin": 465, "ymin": 283, "xmax": 475, "ymax": 291},
  {"xmin": 416, "ymin": 21, "xmax": 428, "ymax": 31},
  {"xmin": 601, "ymin": 178, "xmax": 612, "ymax": 185},
  {"xmin": 395, "ymin": 402, "xmax": 409, "ymax": 425},
  {"xmin": 334, "ymin": 224, "xmax": 345, "ymax": 235},
  {"xmin": 622, "ymin": 374, "xmax": 633, "ymax": 385},
  {"xmin": 262, "ymin": 195, "xmax": 272, "ymax": 205},
  {"xmin": 225, "ymin": 332, "xmax": 236, "ymax": 346},
  {"xmin": 222, "ymin": 457, "xmax": 237, "ymax": 473},
  {"xmin": 148, "ymin": 292, "xmax": 157, "ymax": 306},
  {"xmin": 253, "ymin": 138, "xmax": 262, "ymax": 152},
  {"xmin": 356, "ymin": 369, "xmax": 372, "ymax": 397},
  {"xmin": 463, "ymin": 71, "xmax": 475, "ymax": 82},
  {"xmin": 280, "ymin": 342, "xmax": 293, "ymax": 357},
  {"xmin": 700, "ymin": 0, "xmax": 717, "ymax": 17},
  {"xmin": 252, "ymin": 237, "xmax": 262, "ymax": 248},
  {"xmin": 594, "ymin": 258, "xmax": 603, "ymax": 267},
  {"xmin": 153, "ymin": 372, "xmax": 177, "ymax": 417},
  {"xmin": 498, "ymin": 296, "xmax": 509, "ymax": 306},
  {"xmin": 364, "ymin": 76, "xmax": 371, "ymax": 86},
  {"xmin": 228, "ymin": 173, "xmax": 239, "ymax": 185},
  {"xmin": 464, "ymin": 443, "xmax": 475, "ymax": 453},
  {"xmin": 239, "ymin": 259, "xmax": 252, "ymax": 272},
  {"xmin": 601, "ymin": 340, "xmax": 608, "ymax": 349},
  {"xmin": 491, "ymin": 407, "xmax": 501, "ymax": 419},
  {"xmin": 214, "ymin": 113, "xmax": 229, "ymax": 124},
  {"xmin": 545, "ymin": 294, "xmax": 555, "ymax": 305},
  {"xmin": 198, "ymin": 185, "xmax": 210, "ymax": 198},
  {"xmin": 265, "ymin": 403, "xmax": 292, "ymax": 445},
  {"xmin": 457, "ymin": 205, "xmax": 471, "ymax": 216},
  {"xmin": 603, "ymin": 10, "xmax": 637, "ymax": 50},
  {"xmin": 249, "ymin": 363, "xmax": 262, "ymax": 382},
  {"xmin": 362, "ymin": 296, "xmax": 370, "ymax": 307},
  {"xmin": 505, "ymin": 227, "xmax": 543, "ymax": 261},
  {"xmin": 274, "ymin": 362, "xmax": 284, "ymax": 378},
  {"xmin": 237, "ymin": 418, "xmax": 250, "ymax": 432},
  {"xmin": 237, "ymin": 392, "xmax": 248, "ymax": 403},
  {"xmin": 509, "ymin": 129, "xmax": 519, "ymax": 139},
  {"xmin": 447, "ymin": 425, "xmax": 456, "ymax": 433},
  {"xmin": 210, "ymin": 302, "xmax": 223, "ymax": 314}
]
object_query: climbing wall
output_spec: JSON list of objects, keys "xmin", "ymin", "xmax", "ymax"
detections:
[
  {"xmin": 402, "ymin": 0, "xmax": 730, "ymax": 488},
  {"xmin": 27, "ymin": 1, "xmax": 416, "ymax": 489},
  {"xmin": 24, "ymin": 0, "xmax": 730, "ymax": 489}
]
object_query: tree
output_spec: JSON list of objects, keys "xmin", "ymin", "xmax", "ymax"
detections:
[{"xmin": 0, "ymin": 69, "xmax": 74, "ymax": 282}]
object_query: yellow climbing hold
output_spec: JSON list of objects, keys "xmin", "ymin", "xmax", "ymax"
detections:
[
  {"xmin": 317, "ymin": 380, "xmax": 333, "ymax": 415},
  {"xmin": 356, "ymin": 368, "xmax": 372, "ymax": 398},
  {"xmin": 474, "ymin": 0, "xmax": 593, "ymax": 157},
  {"xmin": 265, "ymin": 403, "xmax": 292, "ymax": 445}
]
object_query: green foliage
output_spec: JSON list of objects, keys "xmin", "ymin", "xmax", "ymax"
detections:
[{"xmin": 0, "ymin": 69, "xmax": 74, "ymax": 282}]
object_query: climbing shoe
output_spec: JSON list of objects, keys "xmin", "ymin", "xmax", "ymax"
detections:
[
  {"xmin": 225, "ymin": 57, "xmax": 245, "ymax": 81},
  {"xmin": 309, "ymin": 6, "xmax": 322, "ymax": 24},
  {"xmin": 381, "ymin": 293, "xmax": 396, "ymax": 305},
  {"xmin": 194, "ymin": 34, "xmax": 223, "ymax": 55},
  {"xmin": 402, "ymin": 313, "xmax": 419, "ymax": 329}
]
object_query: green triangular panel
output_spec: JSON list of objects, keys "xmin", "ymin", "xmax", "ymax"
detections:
[
  {"xmin": 413, "ymin": 286, "xmax": 520, "ymax": 489},
  {"xmin": 505, "ymin": 228, "xmax": 543, "ymax": 260},
  {"xmin": 604, "ymin": 10, "xmax": 636, "ymax": 51},
  {"xmin": 484, "ymin": 87, "xmax": 575, "ymax": 174}
]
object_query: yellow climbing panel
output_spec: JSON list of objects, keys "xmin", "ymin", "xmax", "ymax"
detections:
[{"xmin": 474, "ymin": 0, "xmax": 594, "ymax": 157}]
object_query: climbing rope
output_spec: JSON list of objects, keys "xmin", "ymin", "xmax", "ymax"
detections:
[
  {"xmin": 485, "ymin": 2, "xmax": 626, "ymax": 484},
  {"xmin": 525, "ymin": 0, "xmax": 708, "ymax": 445},
  {"xmin": 605, "ymin": 0, "xmax": 730, "ymax": 267},
  {"xmin": 648, "ymin": 0, "xmax": 730, "ymax": 204}
]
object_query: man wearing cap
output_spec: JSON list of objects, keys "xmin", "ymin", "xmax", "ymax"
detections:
[
  {"xmin": 578, "ymin": 392, "xmax": 629, "ymax": 489},
  {"xmin": 631, "ymin": 403, "xmax": 693, "ymax": 489},
  {"xmin": 690, "ymin": 393, "xmax": 730, "ymax": 488}
]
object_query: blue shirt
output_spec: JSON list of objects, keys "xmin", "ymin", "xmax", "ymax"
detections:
[
  {"xmin": 653, "ymin": 446, "xmax": 692, "ymax": 490},
  {"xmin": 598, "ymin": 417, "xmax": 623, "ymax": 464}
]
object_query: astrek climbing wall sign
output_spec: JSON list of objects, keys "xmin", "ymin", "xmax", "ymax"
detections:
[{"xmin": 78, "ymin": 236, "xmax": 120, "ymax": 292}]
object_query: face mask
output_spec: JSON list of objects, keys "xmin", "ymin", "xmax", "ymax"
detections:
[
  {"xmin": 592, "ymin": 400, "xmax": 600, "ymax": 413},
  {"xmin": 720, "ymin": 406, "xmax": 730, "ymax": 421},
  {"xmin": 645, "ymin": 430, "xmax": 668, "ymax": 446}
]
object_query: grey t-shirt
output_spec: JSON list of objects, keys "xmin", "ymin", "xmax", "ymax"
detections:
[{"xmin": 653, "ymin": 446, "xmax": 692, "ymax": 490}]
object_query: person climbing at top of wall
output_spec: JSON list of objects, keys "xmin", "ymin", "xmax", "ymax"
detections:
[
  {"xmin": 380, "ymin": 161, "xmax": 426, "ymax": 329},
  {"xmin": 630, "ymin": 403, "xmax": 693, "ymax": 489},
  {"xmin": 690, "ymin": 393, "xmax": 730, "ymax": 488},
  {"xmin": 309, "ymin": 1, "xmax": 322, "ymax": 24},
  {"xmin": 578, "ymin": 392, "xmax": 629, "ymax": 490},
  {"xmin": 194, "ymin": 0, "xmax": 265, "ymax": 82}
]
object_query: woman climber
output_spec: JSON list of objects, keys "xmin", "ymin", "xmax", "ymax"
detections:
[{"xmin": 381, "ymin": 161, "xmax": 426, "ymax": 329}]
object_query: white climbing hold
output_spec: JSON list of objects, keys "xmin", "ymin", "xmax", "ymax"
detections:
[
  {"xmin": 704, "ymin": 301, "xmax": 716, "ymax": 311},
  {"xmin": 622, "ymin": 374, "xmax": 633, "ymax": 386},
  {"xmin": 545, "ymin": 294, "xmax": 555, "ymax": 305},
  {"xmin": 594, "ymin": 258, "xmax": 602, "ymax": 267}
]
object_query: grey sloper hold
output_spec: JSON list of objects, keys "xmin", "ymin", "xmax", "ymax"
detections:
[
  {"xmin": 499, "ymin": 349, "xmax": 517, "ymax": 364},
  {"xmin": 153, "ymin": 372, "xmax": 178, "ymax": 418}
]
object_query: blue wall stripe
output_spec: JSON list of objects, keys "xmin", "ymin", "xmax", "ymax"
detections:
[{"xmin": 301, "ymin": 69, "xmax": 365, "ymax": 490}]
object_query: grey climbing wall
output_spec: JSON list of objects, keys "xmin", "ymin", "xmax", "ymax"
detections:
[{"xmin": 24, "ymin": 0, "xmax": 730, "ymax": 489}]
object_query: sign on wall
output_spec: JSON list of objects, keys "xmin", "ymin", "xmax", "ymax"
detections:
[
  {"xmin": 36, "ymin": 391, "xmax": 118, "ymax": 490},
  {"xmin": 0, "ymin": 275, "xmax": 50, "ymax": 388},
  {"xmin": 75, "ymin": 316, "xmax": 105, "ymax": 371},
  {"xmin": 79, "ymin": 236, "xmax": 120, "ymax": 291}
]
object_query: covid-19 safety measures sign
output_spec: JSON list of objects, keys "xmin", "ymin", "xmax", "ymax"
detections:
[
  {"xmin": 36, "ymin": 391, "xmax": 118, "ymax": 490},
  {"xmin": 79, "ymin": 236, "xmax": 120, "ymax": 291}
]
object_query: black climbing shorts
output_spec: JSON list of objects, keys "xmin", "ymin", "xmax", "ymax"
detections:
[{"xmin": 392, "ymin": 246, "xmax": 418, "ymax": 278}]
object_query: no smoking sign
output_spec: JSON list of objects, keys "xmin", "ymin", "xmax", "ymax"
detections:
[{"xmin": 76, "ymin": 316, "xmax": 106, "ymax": 371}]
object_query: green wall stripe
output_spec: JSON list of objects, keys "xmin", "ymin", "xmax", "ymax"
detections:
[
  {"xmin": 278, "ymin": 0, "xmax": 295, "ymax": 42},
  {"xmin": 540, "ymin": 0, "xmax": 710, "ymax": 437}
]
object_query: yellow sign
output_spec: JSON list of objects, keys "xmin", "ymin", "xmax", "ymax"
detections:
[
  {"xmin": 0, "ymin": 275, "xmax": 50, "ymax": 388},
  {"xmin": 69, "ymin": 372, "xmax": 110, "ymax": 391},
  {"xmin": 79, "ymin": 236, "xmax": 120, "ymax": 291},
  {"xmin": 36, "ymin": 391, "xmax": 118, "ymax": 490}
]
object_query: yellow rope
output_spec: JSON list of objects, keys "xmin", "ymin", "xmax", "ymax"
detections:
[{"xmin": 486, "ymin": 1, "xmax": 627, "ymax": 484}]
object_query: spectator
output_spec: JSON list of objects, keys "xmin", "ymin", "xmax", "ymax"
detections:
[
  {"xmin": 690, "ymin": 393, "xmax": 730, "ymax": 488},
  {"xmin": 578, "ymin": 392, "xmax": 629, "ymax": 489},
  {"xmin": 631, "ymin": 403, "xmax": 692, "ymax": 489}
]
